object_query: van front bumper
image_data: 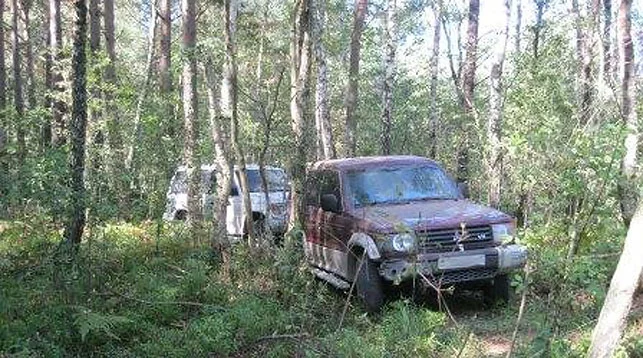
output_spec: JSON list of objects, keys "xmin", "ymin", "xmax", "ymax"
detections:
[{"xmin": 378, "ymin": 244, "xmax": 527, "ymax": 284}]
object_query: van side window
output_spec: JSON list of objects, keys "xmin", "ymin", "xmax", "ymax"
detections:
[{"xmin": 306, "ymin": 171, "xmax": 341, "ymax": 210}]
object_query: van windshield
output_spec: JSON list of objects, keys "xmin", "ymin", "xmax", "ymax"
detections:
[
  {"xmin": 346, "ymin": 166, "xmax": 459, "ymax": 207},
  {"xmin": 246, "ymin": 169, "xmax": 286, "ymax": 192}
]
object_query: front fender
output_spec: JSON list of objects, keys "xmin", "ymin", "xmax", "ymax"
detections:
[{"xmin": 347, "ymin": 233, "xmax": 381, "ymax": 260}]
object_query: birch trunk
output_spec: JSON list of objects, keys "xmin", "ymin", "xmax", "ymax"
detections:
[
  {"xmin": 222, "ymin": 0, "xmax": 255, "ymax": 242},
  {"xmin": 204, "ymin": 61, "xmax": 232, "ymax": 252},
  {"xmin": 65, "ymin": 0, "xmax": 88, "ymax": 245},
  {"xmin": 487, "ymin": 0, "xmax": 511, "ymax": 209},
  {"xmin": 380, "ymin": 0, "xmax": 396, "ymax": 155},
  {"xmin": 457, "ymin": 0, "xmax": 479, "ymax": 184},
  {"xmin": 427, "ymin": 2, "xmax": 440, "ymax": 159},
  {"xmin": 617, "ymin": 0, "xmax": 638, "ymax": 226},
  {"xmin": 181, "ymin": 0, "xmax": 201, "ymax": 230},
  {"xmin": 343, "ymin": 0, "xmax": 366, "ymax": 157},
  {"xmin": 288, "ymin": 0, "xmax": 312, "ymax": 230},
  {"xmin": 602, "ymin": 0, "xmax": 612, "ymax": 83},
  {"xmin": 312, "ymin": 0, "xmax": 335, "ymax": 159},
  {"xmin": 533, "ymin": 0, "xmax": 546, "ymax": 59},
  {"xmin": 588, "ymin": 202, "xmax": 643, "ymax": 357}
]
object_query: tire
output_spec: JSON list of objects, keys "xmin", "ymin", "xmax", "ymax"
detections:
[
  {"xmin": 355, "ymin": 254, "xmax": 384, "ymax": 313},
  {"xmin": 484, "ymin": 274, "xmax": 511, "ymax": 305},
  {"xmin": 174, "ymin": 210, "xmax": 187, "ymax": 221}
]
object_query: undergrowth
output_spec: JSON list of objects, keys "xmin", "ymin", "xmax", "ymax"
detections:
[{"xmin": 0, "ymin": 218, "xmax": 641, "ymax": 357}]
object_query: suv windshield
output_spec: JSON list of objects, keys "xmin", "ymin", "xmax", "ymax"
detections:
[
  {"xmin": 246, "ymin": 169, "xmax": 287, "ymax": 192},
  {"xmin": 346, "ymin": 166, "xmax": 459, "ymax": 207}
]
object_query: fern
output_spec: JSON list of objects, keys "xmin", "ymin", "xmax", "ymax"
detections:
[{"xmin": 72, "ymin": 306, "xmax": 132, "ymax": 342}]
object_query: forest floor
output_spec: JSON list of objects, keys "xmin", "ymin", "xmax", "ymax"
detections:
[{"xmin": 1, "ymin": 219, "xmax": 642, "ymax": 357}]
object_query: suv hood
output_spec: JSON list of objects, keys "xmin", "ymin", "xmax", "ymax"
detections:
[{"xmin": 352, "ymin": 199, "xmax": 512, "ymax": 233}]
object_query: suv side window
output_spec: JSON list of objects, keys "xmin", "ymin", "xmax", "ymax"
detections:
[{"xmin": 306, "ymin": 170, "xmax": 342, "ymax": 211}]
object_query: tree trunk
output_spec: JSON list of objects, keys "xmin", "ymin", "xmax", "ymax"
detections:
[
  {"xmin": 343, "ymin": 0, "xmax": 366, "ymax": 157},
  {"xmin": 514, "ymin": 0, "xmax": 521, "ymax": 54},
  {"xmin": 288, "ymin": 0, "xmax": 312, "ymax": 230},
  {"xmin": 602, "ymin": 0, "xmax": 612, "ymax": 83},
  {"xmin": 0, "ymin": 0, "xmax": 5, "ymax": 113},
  {"xmin": 11, "ymin": 0, "xmax": 25, "ymax": 163},
  {"xmin": 158, "ymin": 0, "xmax": 171, "ymax": 92},
  {"xmin": 457, "ymin": 0, "xmax": 479, "ymax": 184},
  {"xmin": 533, "ymin": 0, "xmax": 545, "ymax": 59},
  {"xmin": 588, "ymin": 202, "xmax": 643, "ymax": 357},
  {"xmin": 617, "ymin": 0, "xmax": 638, "ymax": 226},
  {"xmin": 103, "ymin": 0, "xmax": 121, "ymax": 156},
  {"xmin": 427, "ymin": 2, "xmax": 440, "ymax": 159},
  {"xmin": 65, "ymin": 0, "xmax": 88, "ymax": 245},
  {"xmin": 204, "ymin": 60, "xmax": 232, "ymax": 257},
  {"xmin": 181, "ymin": 0, "xmax": 200, "ymax": 231},
  {"xmin": 19, "ymin": 0, "xmax": 36, "ymax": 110},
  {"xmin": 49, "ymin": 0, "xmax": 65, "ymax": 147},
  {"xmin": 487, "ymin": 0, "xmax": 510, "ymax": 209},
  {"xmin": 311, "ymin": 0, "xmax": 335, "ymax": 160},
  {"xmin": 126, "ymin": 5, "xmax": 157, "ymax": 171},
  {"xmin": 380, "ymin": 0, "xmax": 396, "ymax": 156},
  {"xmin": 89, "ymin": 0, "xmax": 100, "ymax": 52},
  {"xmin": 222, "ymin": 0, "xmax": 254, "ymax": 243}
]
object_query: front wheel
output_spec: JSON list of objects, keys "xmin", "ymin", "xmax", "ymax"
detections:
[
  {"xmin": 355, "ymin": 254, "xmax": 384, "ymax": 313},
  {"xmin": 483, "ymin": 274, "xmax": 511, "ymax": 305}
]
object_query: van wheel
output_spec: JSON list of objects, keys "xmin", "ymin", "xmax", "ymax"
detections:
[
  {"xmin": 174, "ymin": 210, "xmax": 187, "ymax": 221},
  {"xmin": 355, "ymin": 254, "xmax": 384, "ymax": 313},
  {"xmin": 483, "ymin": 274, "xmax": 511, "ymax": 305}
]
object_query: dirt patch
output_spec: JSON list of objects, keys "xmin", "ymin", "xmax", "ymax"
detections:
[{"xmin": 482, "ymin": 335, "xmax": 511, "ymax": 356}]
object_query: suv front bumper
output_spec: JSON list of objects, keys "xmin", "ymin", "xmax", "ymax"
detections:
[{"xmin": 378, "ymin": 244, "xmax": 527, "ymax": 284}]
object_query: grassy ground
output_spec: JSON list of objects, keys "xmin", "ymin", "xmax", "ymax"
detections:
[{"xmin": 0, "ymin": 218, "xmax": 641, "ymax": 357}]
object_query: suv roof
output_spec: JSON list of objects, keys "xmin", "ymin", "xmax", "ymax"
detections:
[
  {"xmin": 311, "ymin": 155, "xmax": 438, "ymax": 171},
  {"xmin": 175, "ymin": 164, "xmax": 285, "ymax": 172}
]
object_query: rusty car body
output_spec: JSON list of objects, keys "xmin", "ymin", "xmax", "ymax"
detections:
[{"xmin": 303, "ymin": 155, "xmax": 527, "ymax": 311}]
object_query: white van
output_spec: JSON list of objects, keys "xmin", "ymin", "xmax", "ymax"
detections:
[{"xmin": 163, "ymin": 164, "xmax": 289, "ymax": 236}]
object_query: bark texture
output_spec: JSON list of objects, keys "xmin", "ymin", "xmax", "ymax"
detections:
[
  {"xmin": 65, "ymin": 0, "xmax": 88, "ymax": 245},
  {"xmin": 602, "ymin": 0, "xmax": 612, "ymax": 82},
  {"xmin": 49, "ymin": 0, "xmax": 65, "ymax": 147},
  {"xmin": 89, "ymin": 0, "xmax": 100, "ymax": 52},
  {"xmin": 158, "ymin": 0, "xmax": 171, "ymax": 92},
  {"xmin": 428, "ymin": 2, "xmax": 440, "ymax": 159},
  {"xmin": 380, "ymin": 0, "xmax": 396, "ymax": 156},
  {"xmin": 457, "ymin": 0, "xmax": 479, "ymax": 184},
  {"xmin": 588, "ymin": 202, "xmax": 643, "ymax": 357},
  {"xmin": 0, "ymin": 0, "xmax": 5, "ymax": 112},
  {"xmin": 487, "ymin": 0, "xmax": 510, "ymax": 209},
  {"xmin": 514, "ymin": 0, "xmax": 521, "ymax": 54},
  {"xmin": 181, "ymin": 0, "xmax": 200, "ymax": 228},
  {"xmin": 222, "ymin": 0, "xmax": 255, "ymax": 242},
  {"xmin": 617, "ymin": 0, "xmax": 638, "ymax": 226},
  {"xmin": 343, "ymin": 0, "xmax": 366, "ymax": 157},
  {"xmin": 288, "ymin": 0, "xmax": 312, "ymax": 229},
  {"xmin": 11, "ymin": 0, "xmax": 25, "ymax": 162},
  {"xmin": 312, "ymin": 0, "xmax": 335, "ymax": 160}
]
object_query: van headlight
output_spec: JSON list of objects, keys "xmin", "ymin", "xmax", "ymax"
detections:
[
  {"xmin": 492, "ymin": 222, "xmax": 516, "ymax": 243},
  {"xmin": 391, "ymin": 233, "xmax": 416, "ymax": 252}
]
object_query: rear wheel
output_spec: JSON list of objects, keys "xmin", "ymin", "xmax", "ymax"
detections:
[
  {"xmin": 355, "ymin": 253, "xmax": 384, "ymax": 313},
  {"xmin": 483, "ymin": 274, "xmax": 511, "ymax": 305}
]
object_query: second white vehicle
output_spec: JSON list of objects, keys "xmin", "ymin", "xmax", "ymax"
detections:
[{"xmin": 163, "ymin": 164, "xmax": 289, "ymax": 237}]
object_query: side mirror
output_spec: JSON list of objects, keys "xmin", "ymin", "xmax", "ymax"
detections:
[
  {"xmin": 457, "ymin": 182, "xmax": 470, "ymax": 199},
  {"xmin": 320, "ymin": 193, "xmax": 341, "ymax": 213}
]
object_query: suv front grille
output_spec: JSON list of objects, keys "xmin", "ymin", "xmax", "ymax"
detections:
[{"xmin": 418, "ymin": 225, "xmax": 494, "ymax": 253}]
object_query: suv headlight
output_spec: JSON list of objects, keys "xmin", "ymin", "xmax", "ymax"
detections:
[
  {"xmin": 391, "ymin": 233, "xmax": 416, "ymax": 252},
  {"xmin": 491, "ymin": 222, "xmax": 516, "ymax": 243}
]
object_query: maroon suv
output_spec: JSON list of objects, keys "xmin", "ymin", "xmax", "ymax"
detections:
[{"xmin": 303, "ymin": 155, "xmax": 527, "ymax": 312}]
